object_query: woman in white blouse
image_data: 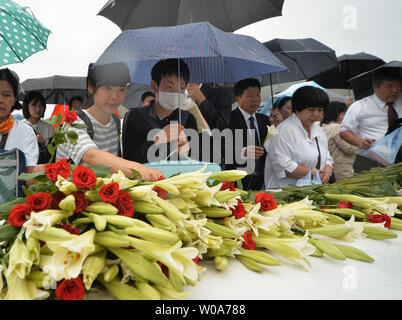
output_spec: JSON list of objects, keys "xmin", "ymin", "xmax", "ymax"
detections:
[{"xmin": 264, "ymin": 86, "xmax": 333, "ymax": 189}]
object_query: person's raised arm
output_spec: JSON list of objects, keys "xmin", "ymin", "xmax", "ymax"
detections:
[{"xmin": 82, "ymin": 148, "xmax": 162, "ymax": 181}]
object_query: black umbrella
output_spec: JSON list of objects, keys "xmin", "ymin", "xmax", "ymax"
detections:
[
  {"xmin": 260, "ymin": 38, "xmax": 339, "ymax": 86},
  {"xmin": 97, "ymin": 0, "xmax": 284, "ymax": 32},
  {"xmin": 309, "ymin": 52, "xmax": 385, "ymax": 89},
  {"xmin": 21, "ymin": 75, "xmax": 87, "ymax": 105},
  {"xmin": 348, "ymin": 61, "xmax": 402, "ymax": 100}
]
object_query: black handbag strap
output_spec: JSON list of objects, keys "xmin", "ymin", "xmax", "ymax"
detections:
[
  {"xmin": 0, "ymin": 134, "xmax": 8, "ymax": 149},
  {"xmin": 315, "ymin": 137, "xmax": 321, "ymax": 170}
]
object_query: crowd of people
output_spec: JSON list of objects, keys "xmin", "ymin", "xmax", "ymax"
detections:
[{"xmin": 1, "ymin": 59, "xmax": 401, "ymax": 194}]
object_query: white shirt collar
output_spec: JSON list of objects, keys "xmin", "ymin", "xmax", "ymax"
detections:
[
  {"xmin": 372, "ymin": 93, "xmax": 389, "ymax": 110},
  {"xmin": 238, "ymin": 107, "xmax": 256, "ymax": 123},
  {"xmin": 288, "ymin": 113, "xmax": 321, "ymax": 140}
]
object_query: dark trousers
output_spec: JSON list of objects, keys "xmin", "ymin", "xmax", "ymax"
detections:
[
  {"xmin": 353, "ymin": 154, "xmax": 384, "ymax": 173},
  {"xmin": 237, "ymin": 174, "xmax": 265, "ymax": 191}
]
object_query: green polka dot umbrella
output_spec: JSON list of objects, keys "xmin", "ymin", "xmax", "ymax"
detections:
[{"xmin": 0, "ymin": 0, "xmax": 50, "ymax": 67}]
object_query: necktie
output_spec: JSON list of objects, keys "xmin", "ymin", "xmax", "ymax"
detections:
[
  {"xmin": 387, "ymin": 103, "xmax": 398, "ymax": 130},
  {"xmin": 249, "ymin": 116, "xmax": 260, "ymax": 146}
]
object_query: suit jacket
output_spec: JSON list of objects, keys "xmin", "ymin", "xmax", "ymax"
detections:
[
  {"xmin": 198, "ymin": 83, "xmax": 232, "ymax": 130},
  {"xmin": 122, "ymin": 102, "xmax": 198, "ymax": 164},
  {"xmin": 225, "ymin": 107, "xmax": 270, "ymax": 189}
]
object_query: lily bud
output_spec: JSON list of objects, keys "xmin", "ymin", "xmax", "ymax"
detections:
[
  {"xmin": 86, "ymin": 202, "xmax": 118, "ymax": 215},
  {"xmin": 214, "ymin": 256, "xmax": 229, "ymax": 271},
  {"xmin": 56, "ymin": 176, "xmax": 78, "ymax": 194},
  {"xmin": 58, "ymin": 195, "xmax": 76, "ymax": 212},
  {"xmin": 103, "ymin": 264, "xmax": 119, "ymax": 282},
  {"xmin": 98, "ymin": 277, "xmax": 142, "ymax": 300},
  {"xmin": 209, "ymin": 170, "xmax": 248, "ymax": 182},
  {"xmin": 82, "ymin": 250, "xmax": 106, "ymax": 289},
  {"xmin": 136, "ymin": 281, "xmax": 161, "ymax": 300}
]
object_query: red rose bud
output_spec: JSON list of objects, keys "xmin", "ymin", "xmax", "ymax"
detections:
[
  {"xmin": 220, "ymin": 182, "xmax": 236, "ymax": 191},
  {"xmin": 26, "ymin": 192, "xmax": 52, "ymax": 212},
  {"xmin": 193, "ymin": 256, "xmax": 200, "ymax": 263},
  {"xmin": 64, "ymin": 110, "xmax": 78, "ymax": 125},
  {"xmin": 51, "ymin": 191, "xmax": 66, "ymax": 209},
  {"xmin": 338, "ymin": 201, "xmax": 353, "ymax": 209},
  {"xmin": 254, "ymin": 192, "xmax": 277, "ymax": 211},
  {"xmin": 59, "ymin": 224, "xmax": 80, "ymax": 235},
  {"xmin": 231, "ymin": 199, "xmax": 246, "ymax": 219},
  {"xmin": 157, "ymin": 261, "xmax": 169, "ymax": 278},
  {"xmin": 367, "ymin": 214, "xmax": 391, "ymax": 228},
  {"xmin": 71, "ymin": 191, "xmax": 90, "ymax": 213},
  {"xmin": 55, "ymin": 276, "xmax": 86, "ymax": 300},
  {"xmin": 72, "ymin": 166, "xmax": 97, "ymax": 189},
  {"xmin": 242, "ymin": 231, "xmax": 256, "ymax": 250},
  {"xmin": 8, "ymin": 204, "xmax": 31, "ymax": 227},
  {"xmin": 321, "ymin": 207, "xmax": 332, "ymax": 210},
  {"xmin": 99, "ymin": 182, "xmax": 120, "ymax": 204},
  {"xmin": 117, "ymin": 190, "xmax": 134, "ymax": 217}
]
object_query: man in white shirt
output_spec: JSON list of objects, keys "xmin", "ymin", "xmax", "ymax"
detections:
[{"xmin": 339, "ymin": 68, "xmax": 401, "ymax": 171}]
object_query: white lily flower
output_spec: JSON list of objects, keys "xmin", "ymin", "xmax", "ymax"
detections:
[
  {"xmin": 372, "ymin": 201, "xmax": 400, "ymax": 217},
  {"xmin": 23, "ymin": 210, "xmax": 74, "ymax": 238},
  {"xmin": 244, "ymin": 203, "xmax": 279, "ymax": 237},
  {"xmin": 128, "ymin": 238, "xmax": 199, "ymax": 283},
  {"xmin": 5, "ymin": 238, "xmax": 33, "ymax": 280},
  {"xmin": 183, "ymin": 219, "xmax": 210, "ymax": 240},
  {"xmin": 102, "ymin": 170, "xmax": 137, "ymax": 190},
  {"xmin": 3, "ymin": 274, "xmax": 49, "ymax": 300},
  {"xmin": 280, "ymin": 232, "xmax": 316, "ymax": 271},
  {"xmin": 43, "ymin": 229, "xmax": 96, "ymax": 281},
  {"xmin": 127, "ymin": 185, "xmax": 157, "ymax": 201},
  {"xmin": 340, "ymin": 215, "xmax": 367, "ymax": 241},
  {"xmin": 55, "ymin": 175, "xmax": 78, "ymax": 194},
  {"xmin": 188, "ymin": 240, "xmax": 209, "ymax": 256},
  {"xmin": 223, "ymin": 216, "xmax": 249, "ymax": 236}
]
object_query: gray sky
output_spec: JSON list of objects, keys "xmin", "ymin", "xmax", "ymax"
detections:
[{"xmin": 9, "ymin": 0, "xmax": 402, "ymax": 83}]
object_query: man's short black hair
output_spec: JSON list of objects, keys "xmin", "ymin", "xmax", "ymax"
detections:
[
  {"xmin": 371, "ymin": 67, "xmax": 401, "ymax": 88},
  {"xmin": 141, "ymin": 91, "xmax": 155, "ymax": 102},
  {"xmin": 323, "ymin": 101, "xmax": 348, "ymax": 124},
  {"xmin": 151, "ymin": 59, "xmax": 190, "ymax": 87},
  {"xmin": 234, "ymin": 78, "xmax": 261, "ymax": 97},
  {"xmin": 291, "ymin": 86, "xmax": 329, "ymax": 113},
  {"xmin": 22, "ymin": 91, "xmax": 46, "ymax": 119}
]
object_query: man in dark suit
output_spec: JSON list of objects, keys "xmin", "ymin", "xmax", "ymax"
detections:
[
  {"xmin": 122, "ymin": 59, "xmax": 198, "ymax": 164},
  {"xmin": 225, "ymin": 78, "xmax": 270, "ymax": 190}
]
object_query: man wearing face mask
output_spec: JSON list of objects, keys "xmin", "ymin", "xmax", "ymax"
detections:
[{"xmin": 122, "ymin": 59, "xmax": 198, "ymax": 164}]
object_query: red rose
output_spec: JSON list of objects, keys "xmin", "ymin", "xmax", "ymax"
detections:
[
  {"xmin": 116, "ymin": 190, "xmax": 134, "ymax": 217},
  {"xmin": 99, "ymin": 182, "xmax": 120, "ymax": 204},
  {"xmin": 55, "ymin": 276, "xmax": 86, "ymax": 300},
  {"xmin": 254, "ymin": 192, "xmax": 277, "ymax": 211},
  {"xmin": 45, "ymin": 158, "xmax": 71, "ymax": 182},
  {"xmin": 51, "ymin": 191, "xmax": 66, "ymax": 209},
  {"xmin": 231, "ymin": 199, "xmax": 246, "ymax": 219},
  {"xmin": 193, "ymin": 256, "xmax": 200, "ymax": 263},
  {"xmin": 64, "ymin": 110, "xmax": 78, "ymax": 125},
  {"xmin": 338, "ymin": 201, "xmax": 353, "ymax": 209},
  {"xmin": 72, "ymin": 166, "xmax": 97, "ymax": 189},
  {"xmin": 26, "ymin": 192, "xmax": 52, "ymax": 212},
  {"xmin": 152, "ymin": 176, "xmax": 167, "ymax": 199},
  {"xmin": 220, "ymin": 182, "xmax": 236, "ymax": 191},
  {"xmin": 71, "ymin": 191, "xmax": 90, "ymax": 213},
  {"xmin": 8, "ymin": 204, "xmax": 31, "ymax": 227},
  {"xmin": 242, "ymin": 231, "xmax": 256, "ymax": 250},
  {"xmin": 367, "ymin": 214, "xmax": 391, "ymax": 228},
  {"xmin": 59, "ymin": 224, "xmax": 80, "ymax": 235}
]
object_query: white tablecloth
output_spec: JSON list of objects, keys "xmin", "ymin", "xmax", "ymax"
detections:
[{"xmin": 187, "ymin": 230, "xmax": 402, "ymax": 300}]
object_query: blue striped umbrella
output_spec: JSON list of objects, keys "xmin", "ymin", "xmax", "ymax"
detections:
[{"xmin": 96, "ymin": 21, "xmax": 287, "ymax": 85}]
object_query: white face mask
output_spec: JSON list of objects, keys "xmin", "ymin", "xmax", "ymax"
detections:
[{"xmin": 156, "ymin": 84, "xmax": 188, "ymax": 111}]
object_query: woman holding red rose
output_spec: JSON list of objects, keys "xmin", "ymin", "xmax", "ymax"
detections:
[{"xmin": 55, "ymin": 63, "xmax": 162, "ymax": 182}]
